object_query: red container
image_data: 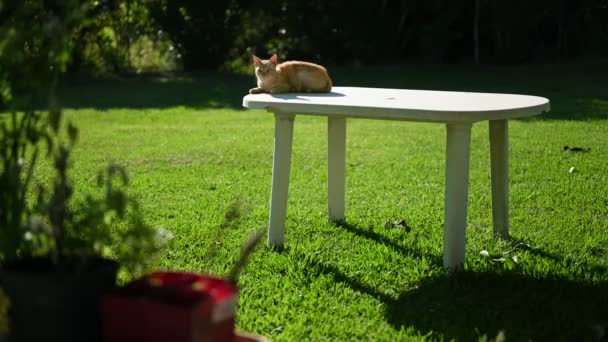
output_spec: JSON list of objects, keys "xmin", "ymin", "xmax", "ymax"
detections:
[{"xmin": 102, "ymin": 272, "xmax": 238, "ymax": 342}]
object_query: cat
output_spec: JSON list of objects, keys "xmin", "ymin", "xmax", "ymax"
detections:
[{"xmin": 249, "ymin": 54, "xmax": 332, "ymax": 94}]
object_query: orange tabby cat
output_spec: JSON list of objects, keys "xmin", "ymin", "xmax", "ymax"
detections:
[{"xmin": 249, "ymin": 54, "xmax": 332, "ymax": 94}]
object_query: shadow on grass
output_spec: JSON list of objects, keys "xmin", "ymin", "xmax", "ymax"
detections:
[
  {"xmin": 307, "ymin": 258, "xmax": 607, "ymax": 341},
  {"xmin": 40, "ymin": 62, "xmax": 607, "ymax": 120},
  {"xmin": 304, "ymin": 223, "xmax": 608, "ymax": 341},
  {"xmin": 55, "ymin": 71, "xmax": 253, "ymax": 110},
  {"xmin": 335, "ymin": 221, "xmax": 443, "ymax": 266},
  {"xmin": 386, "ymin": 271, "xmax": 608, "ymax": 341}
]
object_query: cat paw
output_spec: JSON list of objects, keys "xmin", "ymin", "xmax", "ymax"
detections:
[{"xmin": 249, "ymin": 88, "xmax": 264, "ymax": 94}]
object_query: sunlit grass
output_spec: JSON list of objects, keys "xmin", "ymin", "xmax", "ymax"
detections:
[{"xmin": 31, "ymin": 63, "xmax": 608, "ymax": 340}]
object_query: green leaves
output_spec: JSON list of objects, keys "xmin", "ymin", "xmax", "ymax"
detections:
[
  {"xmin": 59, "ymin": 163, "xmax": 163, "ymax": 275},
  {"xmin": 478, "ymin": 242, "xmax": 535, "ymax": 271},
  {"xmin": 1, "ymin": 0, "xmax": 88, "ymax": 262},
  {"xmin": 0, "ymin": 111, "xmax": 46, "ymax": 260},
  {"xmin": 0, "ymin": 1, "xmax": 163, "ymax": 274}
]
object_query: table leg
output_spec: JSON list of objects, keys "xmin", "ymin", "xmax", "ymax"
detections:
[
  {"xmin": 328, "ymin": 117, "xmax": 346, "ymax": 222},
  {"xmin": 489, "ymin": 120, "xmax": 509, "ymax": 239},
  {"xmin": 444, "ymin": 123, "xmax": 472, "ymax": 270},
  {"xmin": 268, "ymin": 112, "xmax": 295, "ymax": 248}
]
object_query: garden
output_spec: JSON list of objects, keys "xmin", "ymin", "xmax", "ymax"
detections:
[{"xmin": 1, "ymin": 1, "xmax": 607, "ymax": 341}]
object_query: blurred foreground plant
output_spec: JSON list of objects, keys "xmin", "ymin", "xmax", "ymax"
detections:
[{"xmin": 0, "ymin": 0, "xmax": 168, "ymax": 275}]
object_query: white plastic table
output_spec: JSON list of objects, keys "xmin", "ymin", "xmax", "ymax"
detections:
[{"xmin": 242, "ymin": 87, "xmax": 550, "ymax": 270}]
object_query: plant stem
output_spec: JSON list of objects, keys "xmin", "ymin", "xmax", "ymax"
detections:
[{"xmin": 227, "ymin": 230, "xmax": 264, "ymax": 283}]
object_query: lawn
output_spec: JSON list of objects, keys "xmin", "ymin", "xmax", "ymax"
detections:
[{"xmin": 43, "ymin": 62, "xmax": 608, "ymax": 340}]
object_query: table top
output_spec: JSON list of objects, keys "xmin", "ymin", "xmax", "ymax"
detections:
[{"xmin": 242, "ymin": 86, "xmax": 550, "ymax": 123}]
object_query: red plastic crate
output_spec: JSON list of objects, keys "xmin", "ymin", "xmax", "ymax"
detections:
[{"xmin": 102, "ymin": 272, "xmax": 238, "ymax": 342}]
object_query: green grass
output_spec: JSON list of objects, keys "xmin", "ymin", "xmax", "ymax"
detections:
[{"xmin": 29, "ymin": 62, "xmax": 608, "ymax": 340}]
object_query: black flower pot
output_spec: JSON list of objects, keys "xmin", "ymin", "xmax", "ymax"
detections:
[{"xmin": 0, "ymin": 256, "xmax": 119, "ymax": 342}]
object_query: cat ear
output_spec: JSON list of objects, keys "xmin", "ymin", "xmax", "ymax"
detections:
[
  {"xmin": 252, "ymin": 55, "xmax": 262, "ymax": 67},
  {"xmin": 269, "ymin": 54, "xmax": 278, "ymax": 65}
]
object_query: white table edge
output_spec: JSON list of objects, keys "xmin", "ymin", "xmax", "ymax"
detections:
[
  {"xmin": 242, "ymin": 100, "xmax": 550, "ymax": 123},
  {"xmin": 242, "ymin": 88, "xmax": 551, "ymax": 122}
]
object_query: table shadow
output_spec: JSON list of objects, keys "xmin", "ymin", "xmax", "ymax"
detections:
[
  {"xmin": 298, "ymin": 222, "xmax": 608, "ymax": 341},
  {"xmin": 385, "ymin": 271, "xmax": 608, "ymax": 341},
  {"xmin": 334, "ymin": 221, "xmax": 443, "ymax": 266}
]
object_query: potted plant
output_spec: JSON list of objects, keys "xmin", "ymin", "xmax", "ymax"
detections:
[
  {"xmin": 0, "ymin": 132, "xmax": 162, "ymax": 341},
  {"xmin": 0, "ymin": 2, "xmax": 164, "ymax": 341}
]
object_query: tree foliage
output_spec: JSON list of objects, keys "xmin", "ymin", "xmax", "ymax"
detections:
[
  {"xmin": 3, "ymin": 0, "xmax": 608, "ymax": 73},
  {"xmin": 145, "ymin": 0, "xmax": 608, "ymax": 70}
]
